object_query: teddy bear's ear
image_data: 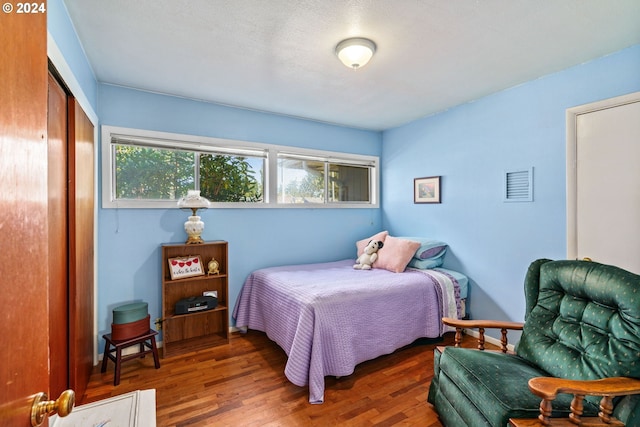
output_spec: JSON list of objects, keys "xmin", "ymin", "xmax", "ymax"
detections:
[{"xmin": 378, "ymin": 241, "xmax": 384, "ymax": 249}]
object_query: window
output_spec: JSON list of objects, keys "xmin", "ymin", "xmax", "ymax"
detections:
[
  {"xmin": 102, "ymin": 126, "xmax": 379, "ymax": 208},
  {"xmin": 329, "ymin": 163, "xmax": 370, "ymax": 203},
  {"xmin": 115, "ymin": 145, "xmax": 195, "ymax": 200},
  {"xmin": 277, "ymin": 154, "xmax": 372, "ymax": 204},
  {"xmin": 199, "ymin": 153, "xmax": 264, "ymax": 203},
  {"xmin": 278, "ymin": 156, "xmax": 325, "ymax": 204}
]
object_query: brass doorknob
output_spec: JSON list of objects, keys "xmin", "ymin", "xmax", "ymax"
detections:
[
  {"xmin": 583, "ymin": 257, "xmax": 593, "ymax": 262},
  {"xmin": 30, "ymin": 389, "xmax": 75, "ymax": 426}
]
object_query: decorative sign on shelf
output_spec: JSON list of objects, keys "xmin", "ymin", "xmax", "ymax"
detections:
[{"xmin": 168, "ymin": 255, "xmax": 204, "ymax": 280}]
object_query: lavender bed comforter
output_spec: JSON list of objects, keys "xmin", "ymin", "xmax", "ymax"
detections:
[{"xmin": 232, "ymin": 259, "xmax": 461, "ymax": 403}]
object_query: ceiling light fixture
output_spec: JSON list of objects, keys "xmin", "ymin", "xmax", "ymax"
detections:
[{"xmin": 335, "ymin": 37, "xmax": 376, "ymax": 70}]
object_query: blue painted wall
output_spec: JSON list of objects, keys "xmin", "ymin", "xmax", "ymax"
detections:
[
  {"xmin": 47, "ymin": 0, "xmax": 98, "ymax": 110},
  {"xmin": 382, "ymin": 45, "xmax": 640, "ymax": 329},
  {"xmin": 97, "ymin": 84, "xmax": 383, "ymax": 350},
  {"xmin": 49, "ymin": 0, "xmax": 382, "ymax": 352},
  {"xmin": 48, "ymin": 0, "xmax": 639, "ymax": 350}
]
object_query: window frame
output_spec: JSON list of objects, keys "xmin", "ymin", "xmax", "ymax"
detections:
[{"xmin": 101, "ymin": 125, "xmax": 379, "ymax": 209}]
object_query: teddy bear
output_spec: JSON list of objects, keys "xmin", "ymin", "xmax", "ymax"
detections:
[{"xmin": 353, "ymin": 240, "xmax": 384, "ymax": 270}]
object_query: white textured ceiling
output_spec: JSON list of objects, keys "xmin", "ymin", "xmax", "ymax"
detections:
[{"xmin": 62, "ymin": 0, "xmax": 640, "ymax": 131}]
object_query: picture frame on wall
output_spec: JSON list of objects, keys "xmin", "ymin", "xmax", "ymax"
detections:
[
  {"xmin": 414, "ymin": 176, "xmax": 441, "ymax": 204},
  {"xmin": 168, "ymin": 255, "xmax": 205, "ymax": 280}
]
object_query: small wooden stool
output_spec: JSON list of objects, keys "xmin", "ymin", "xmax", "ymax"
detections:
[{"xmin": 101, "ymin": 329, "xmax": 160, "ymax": 386}]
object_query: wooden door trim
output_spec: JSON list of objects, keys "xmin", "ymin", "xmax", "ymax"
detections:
[{"xmin": 565, "ymin": 91, "xmax": 640, "ymax": 259}]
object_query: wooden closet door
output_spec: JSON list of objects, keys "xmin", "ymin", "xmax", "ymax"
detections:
[
  {"xmin": 48, "ymin": 69, "xmax": 96, "ymax": 402},
  {"xmin": 68, "ymin": 99, "xmax": 95, "ymax": 400},
  {"xmin": 48, "ymin": 71, "xmax": 70, "ymax": 399}
]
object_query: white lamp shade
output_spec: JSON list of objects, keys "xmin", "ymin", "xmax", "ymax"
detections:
[
  {"xmin": 336, "ymin": 38, "xmax": 376, "ymax": 70},
  {"xmin": 177, "ymin": 190, "xmax": 210, "ymax": 210}
]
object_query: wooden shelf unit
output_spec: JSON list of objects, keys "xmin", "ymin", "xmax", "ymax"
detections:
[{"xmin": 161, "ymin": 241, "xmax": 229, "ymax": 358}]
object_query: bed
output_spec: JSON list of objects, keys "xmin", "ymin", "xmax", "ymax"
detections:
[{"xmin": 232, "ymin": 257, "xmax": 467, "ymax": 403}]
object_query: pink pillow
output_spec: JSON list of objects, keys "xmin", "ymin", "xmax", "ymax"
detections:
[
  {"xmin": 374, "ymin": 236, "xmax": 421, "ymax": 273},
  {"xmin": 356, "ymin": 231, "xmax": 389, "ymax": 256}
]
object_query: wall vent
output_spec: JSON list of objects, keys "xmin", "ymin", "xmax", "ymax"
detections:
[{"xmin": 504, "ymin": 168, "xmax": 533, "ymax": 202}]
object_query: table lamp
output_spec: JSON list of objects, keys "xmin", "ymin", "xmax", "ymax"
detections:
[{"xmin": 176, "ymin": 190, "xmax": 210, "ymax": 244}]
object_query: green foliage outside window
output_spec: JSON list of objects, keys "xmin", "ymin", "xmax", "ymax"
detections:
[
  {"xmin": 115, "ymin": 145, "xmax": 194, "ymax": 199},
  {"xmin": 200, "ymin": 154, "xmax": 263, "ymax": 202},
  {"xmin": 115, "ymin": 145, "xmax": 262, "ymax": 202}
]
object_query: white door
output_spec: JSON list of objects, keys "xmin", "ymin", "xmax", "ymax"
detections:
[{"xmin": 566, "ymin": 91, "xmax": 640, "ymax": 274}]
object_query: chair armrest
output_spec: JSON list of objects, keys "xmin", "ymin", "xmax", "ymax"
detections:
[
  {"xmin": 528, "ymin": 376, "xmax": 640, "ymax": 426},
  {"xmin": 529, "ymin": 376, "xmax": 640, "ymax": 398},
  {"xmin": 442, "ymin": 317, "xmax": 524, "ymax": 330},
  {"xmin": 442, "ymin": 317, "xmax": 524, "ymax": 352}
]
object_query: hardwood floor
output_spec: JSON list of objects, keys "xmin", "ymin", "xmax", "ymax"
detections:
[{"xmin": 81, "ymin": 330, "xmax": 487, "ymax": 426}]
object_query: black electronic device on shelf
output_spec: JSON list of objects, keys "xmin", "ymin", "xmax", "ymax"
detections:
[{"xmin": 174, "ymin": 295, "xmax": 217, "ymax": 315}]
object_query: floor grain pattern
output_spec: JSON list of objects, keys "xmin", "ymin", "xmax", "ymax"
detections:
[{"xmin": 82, "ymin": 330, "xmax": 486, "ymax": 426}]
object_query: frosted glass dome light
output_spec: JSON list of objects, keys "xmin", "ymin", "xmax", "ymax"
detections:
[{"xmin": 335, "ymin": 38, "xmax": 376, "ymax": 70}]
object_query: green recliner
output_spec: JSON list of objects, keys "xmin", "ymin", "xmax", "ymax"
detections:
[{"xmin": 427, "ymin": 259, "xmax": 640, "ymax": 426}]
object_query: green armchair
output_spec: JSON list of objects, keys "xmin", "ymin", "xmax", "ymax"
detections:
[{"xmin": 427, "ymin": 259, "xmax": 640, "ymax": 426}]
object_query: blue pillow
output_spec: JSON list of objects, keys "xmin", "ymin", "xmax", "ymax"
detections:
[
  {"xmin": 397, "ymin": 237, "xmax": 448, "ymax": 260},
  {"xmin": 407, "ymin": 257, "xmax": 444, "ymax": 269}
]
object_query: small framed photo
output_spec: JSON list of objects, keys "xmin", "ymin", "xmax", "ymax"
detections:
[
  {"xmin": 414, "ymin": 176, "xmax": 441, "ymax": 204},
  {"xmin": 168, "ymin": 255, "xmax": 205, "ymax": 280}
]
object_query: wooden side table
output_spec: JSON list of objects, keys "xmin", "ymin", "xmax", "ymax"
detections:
[{"xmin": 101, "ymin": 329, "xmax": 160, "ymax": 386}]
